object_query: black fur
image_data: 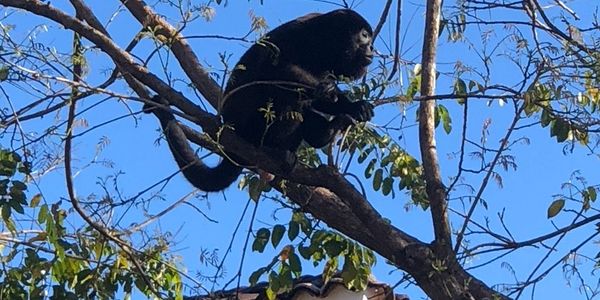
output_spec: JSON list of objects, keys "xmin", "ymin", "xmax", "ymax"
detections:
[
  {"xmin": 147, "ymin": 9, "xmax": 374, "ymax": 191},
  {"xmin": 144, "ymin": 96, "xmax": 243, "ymax": 191}
]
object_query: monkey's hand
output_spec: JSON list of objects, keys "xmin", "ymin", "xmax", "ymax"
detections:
[
  {"xmin": 344, "ymin": 100, "xmax": 374, "ymax": 123},
  {"xmin": 314, "ymin": 77, "xmax": 339, "ymax": 103}
]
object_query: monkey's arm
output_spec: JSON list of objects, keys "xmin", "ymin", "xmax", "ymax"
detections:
[
  {"xmin": 274, "ymin": 64, "xmax": 373, "ymax": 122},
  {"xmin": 311, "ymin": 93, "xmax": 374, "ymax": 123}
]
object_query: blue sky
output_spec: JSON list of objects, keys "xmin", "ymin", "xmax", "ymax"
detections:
[{"xmin": 2, "ymin": 0, "xmax": 600, "ymax": 299}]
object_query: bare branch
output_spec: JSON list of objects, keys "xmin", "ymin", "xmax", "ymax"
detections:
[{"xmin": 418, "ymin": 0, "xmax": 453, "ymax": 255}]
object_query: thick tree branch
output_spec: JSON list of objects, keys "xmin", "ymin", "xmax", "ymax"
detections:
[
  {"xmin": 119, "ymin": 0, "xmax": 223, "ymax": 109},
  {"xmin": 418, "ymin": 0, "xmax": 453, "ymax": 255},
  {"xmin": 0, "ymin": 0, "xmax": 211, "ymax": 125},
  {"xmin": 64, "ymin": 23, "xmax": 161, "ymax": 298},
  {"xmin": 1, "ymin": 1, "xmax": 510, "ymax": 298},
  {"xmin": 69, "ymin": 0, "xmax": 150, "ymax": 100},
  {"xmin": 177, "ymin": 121, "xmax": 509, "ymax": 299}
]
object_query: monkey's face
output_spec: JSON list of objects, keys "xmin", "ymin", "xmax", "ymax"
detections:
[
  {"xmin": 353, "ymin": 28, "xmax": 374, "ymax": 66},
  {"xmin": 338, "ymin": 27, "xmax": 374, "ymax": 79}
]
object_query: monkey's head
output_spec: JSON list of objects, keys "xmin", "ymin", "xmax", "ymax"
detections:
[
  {"xmin": 331, "ymin": 9, "xmax": 374, "ymax": 79},
  {"xmin": 269, "ymin": 9, "xmax": 374, "ymax": 80}
]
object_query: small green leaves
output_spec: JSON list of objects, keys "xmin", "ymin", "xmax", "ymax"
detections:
[
  {"xmin": 30, "ymin": 194, "xmax": 42, "ymax": 208},
  {"xmin": 523, "ymin": 83, "xmax": 550, "ymax": 117},
  {"xmin": 250, "ymin": 246, "xmax": 302, "ymax": 300},
  {"xmin": 364, "ymin": 158, "xmax": 376, "ymax": 179},
  {"xmin": 271, "ymin": 225, "xmax": 285, "ymax": 247},
  {"xmin": 373, "ymin": 169, "xmax": 383, "ymax": 191},
  {"xmin": 239, "ymin": 173, "xmax": 274, "ymax": 202},
  {"xmin": 453, "ymin": 78, "xmax": 467, "ymax": 104},
  {"xmin": 435, "ymin": 104, "xmax": 452, "ymax": 134},
  {"xmin": 586, "ymin": 187, "xmax": 597, "ymax": 202},
  {"xmin": 355, "ymin": 132, "xmax": 426, "ymax": 202},
  {"xmin": 540, "ymin": 109, "xmax": 552, "ymax": 128},
  {"xmin": 288, "ymin": 219, "xmax": 300, "ymax": 241},
  {"xmin": 405, "ymin": 64, "xmax": 422, "ymax": 100},
  {"xmin": 249, "ymin": 267, "xmax": 268, "ymax": 286},
  {"xmin": 550, "ymin": 118, "xmax": 570, "ymax": 143},
  {"xmin": 0, "ymin": 149, "xmax": 21, "ymax": 177},
  {"xmin": 288, "ymin": 252, "xmax": 302, "ymax": 277},
  {"xmin": 382, "ymin": 177, "xmax": 394, "ymax": 196},
  {"xmin": 323, "ymin": 240, "xmax": 345, "ymax": 257},
  {"xmin": 547, "ymin": 199, "xmax": 565, "ymax": 218},
  {"xmin": 253, "ymin": 228, "xmax": 271, "ymax": 253},
  {"xmin": 0, "ymin": 65, "xmax": 8, "ymax": 81},
  {"xmin": 582, "ymin": 186, "xmax": 598, "ymax": 210}
]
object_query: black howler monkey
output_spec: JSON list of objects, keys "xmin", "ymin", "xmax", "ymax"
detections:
[{"xmin": 146, "ymin": 9, "xmax": 375, "ymax": 192}]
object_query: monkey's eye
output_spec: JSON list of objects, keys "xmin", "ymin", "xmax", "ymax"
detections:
[{"xmin": 360, "ymin": 29, "xmax": 370, "ymax": 39}]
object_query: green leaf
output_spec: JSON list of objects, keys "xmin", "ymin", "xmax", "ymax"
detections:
[
  {"xmin": 550, "ymin": 119, "xmax": 570, "ymax": 142},
  {"xmin": 298, "ymin": 245, "xmax": 314, "ymax": 259},
  {"xmin": 265, "ymin": 287, "xmax": 277, "ymax": 300},
  {"xmin": 288, "ymin": 252, "xmax": 302, "ymax": 276},
  {"xmin": 454, "ymin": 78, "xmax": 467, "ymax": 104},
  {"xmin": 271, "ymin": 225, "xmax": 285, "ymax": 247},
  {"xmin": 4, "ymin": 216, "xmax": 15, "ymax": 233},
  {"xmin": 323, "ymin": 240, "xmax": 345, "ymax": 257},
  {"xmin": 252, "ymin": 228, "xmax": 270, "ymax": 253},
  {"xmin": 278, "ymin": 264, "xmax": 293, "ymax": 290},
  {"xmin": 353, "ymin": 266, "xmax": 370, "ymax": 291},
  {"xmin": 364, "ymin": 159, "xmax": 376, "ymax": 178},
  {"xmin": 382, "ymin": 177, "xmax": 394, "ymax": 196},
  {"xmin": 357, "ymin": 148, "xmax": 373, "ymax": 163},
  {"xmin": 9, "ymin": 199, "xmax": 24, "ymax": 214},
  {"xmin": 249, "ymin": 267, "xmax": 267, "ymax": 286},
  {"xmin": 0, "ymin": 66, "xmax": 8, "ymax": 81},
  {"xmin": 269, "ymin": 271, "xmax": 280, "ymax": 292},
  {"xmin": 300, "ymin": 221, "xmax": 312, "ymax": 236},
  {"xmin": 38, "ymin": 204, "xmax": 49, "ymax": 224},
  {"xmin": 30, "ymin": 194, "xmax": 42, "ymax": 207},
  {"xmin": 288, "ymin": 220, "xmax": 299, "ymax": 241},
  {"xmin": 547, "ymin": 199, "xmax": 565, "ymax": 218},
  {"xmin": 437, "ymin": 104, "xmax": 452, "ymax": 134},
  {"xmin": 468, "ymin": 80, "xmax": 477, "ymax": 92},
  {"xmin": 248, "ymin": 177, "xmax": 264, "ymax": 202},
  {"xmin": 373, "ymin": 169, "xmax": 383, "ymax": 191},
  {"xmin": 2, "ymin": 203, "xmax": 11, "ymax": 220},
  {"xmin": 341, "ymin": 256, "xmax": 357, "ymax": 284},
  {"xmin": 11, "ymin": 180, "xmax": 27, "ymax": 191},
  {"xmin": 588, "ymin": 187, "xmax": 597, "ymax": 202},
  {"xmin": 265, "ymin": 287, "xmax": 276, "ymax": 300},
  {"xmin": 540, "ymin": 109, "xmax": 552, "ymax": 128},
  {"xmin": 406, "ymin": 74, "xmax": 421, "ymax": 100},
  {"xmin": 291, "ymin": 211, "xmax": 312, "ymax": 236}
]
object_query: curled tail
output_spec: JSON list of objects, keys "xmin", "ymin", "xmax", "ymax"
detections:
[{"xmin": 144, "ymin": 97, "xmax": 242, "ymax": 192}]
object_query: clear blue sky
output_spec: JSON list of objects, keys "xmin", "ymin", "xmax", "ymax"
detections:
[{"xmin": 3, "ymin": 1, "xmax": 599, "ymax": 299}]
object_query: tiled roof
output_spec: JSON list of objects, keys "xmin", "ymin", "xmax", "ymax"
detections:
[{"xmin": 185, "ymin": 274, "xmax": 409, "ymax": 300}]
